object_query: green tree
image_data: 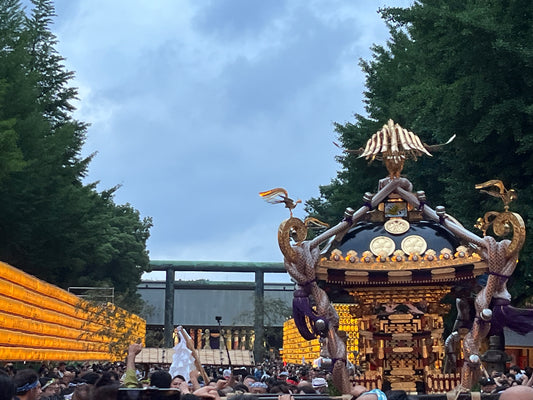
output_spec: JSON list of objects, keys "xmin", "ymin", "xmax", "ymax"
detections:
[
  {"xmin": 233, "ymin": 297, "xmax": 292, "ymax": 357},
  {"xmin": 307, "ymin": 0, "xmax": 533, "ymax": 304},
  {"xmin": 0, "ymin": 0, "xmax": 152, "ymax": 311},
  {"xmin": 0, "ymin": 0, "xmax": 27, "ymax": 180}
]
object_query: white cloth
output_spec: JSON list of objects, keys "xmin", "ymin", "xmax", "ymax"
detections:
[
  {"xmin": 312, "ymin": 377, "xmax": 327, "ymax": 388},
  {"xmin": 169, "ymin": 331, "xmax": 196, "ymax": 379}
]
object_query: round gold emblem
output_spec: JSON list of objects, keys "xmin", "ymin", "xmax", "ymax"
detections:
[
  {"xmin": 384, "ymin": 218, "xmax": 410, "ymax": 235},
  {"xmin": 369, "ymin": 236, "xmax": 396, "ymax": 257},
  {"xmin": 401, "ymin": 235, "xmax": 427, "ymax": 255}
]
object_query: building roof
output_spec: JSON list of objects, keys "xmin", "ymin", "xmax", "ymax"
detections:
[{"xmin": 505, "ymin": 328, "xmax": 533, "ymax": 347}]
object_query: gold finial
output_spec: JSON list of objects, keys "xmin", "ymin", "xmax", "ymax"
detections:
[
  {"xmin": 259, "ymin": 187, "xmax": 301, "ymax": 217},
  {"xmin": 475, "ymin": 180, "xmax": 517, "ymax": 211},
  {"xmin": 336, "ymin": 119, "xmax": 455, "ymax": 178},
  {"xmin": 360, "ymin": 119, "xmax": 434, "ymax": 178}
]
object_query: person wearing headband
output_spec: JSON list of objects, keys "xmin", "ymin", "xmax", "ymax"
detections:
[
  {"xmin": 249, "ymin": 381, "xmax": 268, "ymax": 394},
  {"xmin": 39, "ymin": 377, "xmax": 61, "ymax": 398},
  {"xmin": 13, "ymin": 369, "xmax": 41, "ymax": 400}
]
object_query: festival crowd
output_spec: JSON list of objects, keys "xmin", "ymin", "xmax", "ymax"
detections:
[{"xmin": 1, "ymin": 344, "xmax": 533, "ymax": 400}]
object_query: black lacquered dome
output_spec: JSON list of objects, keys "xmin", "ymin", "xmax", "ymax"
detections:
[{"xmin": 323, "ymin": 220, "xmax": 460, "ymax": 259}]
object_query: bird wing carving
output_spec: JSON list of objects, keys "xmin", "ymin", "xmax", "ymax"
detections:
[
  {"xmin": 259, "ymin": 188, "xmax": 289, "ymax": 204},
  {"xmin": 475, "ymin": 180, "xmax": 506, "ymax": 195},
  {"xmin": 333, "ymin": 141, "xmax": 363, "ymax": 155},
  {"xmin": 475, "ymin": 180, "xmax": 518, "ymax": 208},
  {"xmin": 424, "ymin": 134, "xmax": 456, "ymax": 152}
]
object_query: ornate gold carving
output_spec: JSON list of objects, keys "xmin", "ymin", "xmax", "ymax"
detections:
[
  {"xmin": 401, "ymin": 235, "xmax": 427, "ymax": 255},
  {"xmin": 385, "ymin": 218, "xmax": 410, "ymax": 235},
  {"xmin": 475, "ymin": 180, "xmax": 526, "ymax": 256},
  {"xmin": 318, "ymin": 248, "xmax": 483, "ymax": 278},
  {"xmin": 491, "ymin": 211, "xmax": 525, "ymax": 256},
  {"xmin": 370, "ymin": 236, "xmax": 396, "ymax": 256},
  {"xmin": 389, "ymin": 314, "xmax": 413, "ymax": 321},
  {"xmin": 277, "ymin": 217, "xmax": 307, "ymax": 263},
  {"xmin": 259, "ymin": 188, "xmax": 301, "ymax": 217},
  {"xmin": 475, "ymin": 179, "xmax": 517, "ymax": 209},
  {"xmin": 393, "ymin": 347, "xmax": 414, "ymax": 353},
  {"xmin": 320, "ymin": 255, "xmax": 483, "ymax": 270},
  {"xmin": 349, "ymin": 119, "xmax": 453, "ymax": 178},
  {"xmin": 476, "ymin": 210, "xmax": 526, "ymax": 256},
  {"xmin": 349, "ymin": 287, "xmax": 452, "ymax": 311},
  {"xmin": 391, "ymin": 382, "xmax": 417, "ymax": 390},
  {"xmin": 392, "ymin": 333, "xmax": 413, "ymax": 340}
]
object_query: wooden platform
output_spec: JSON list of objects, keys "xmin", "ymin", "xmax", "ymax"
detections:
[{"xmin": 136, "ymin": 348, "xmax": 255, "ymax": 366}]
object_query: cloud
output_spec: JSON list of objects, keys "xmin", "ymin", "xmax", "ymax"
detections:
[
  {"xmin": 45, "ymin": 0, "xmax": 412, "ymax": 269},
  {"xmin": 193, "ymin": 0, "xmax": 288, "ymax": 40}
]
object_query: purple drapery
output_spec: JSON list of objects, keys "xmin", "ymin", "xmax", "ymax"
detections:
[
  {"xmin": 490, "ymin": 298, "xmax": 533, "ymax": 336},
  {"xmin": 292, "ymin": 288, "xmax": 328, "ymax": 340}
]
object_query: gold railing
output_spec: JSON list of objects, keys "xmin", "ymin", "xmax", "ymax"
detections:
[{"xmin": 426, "ymin": 372, "xmax": 461, "ymax": 393}]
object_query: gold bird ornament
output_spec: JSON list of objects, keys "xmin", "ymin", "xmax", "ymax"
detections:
[
  {"xmin": 259, "ymin": 188, "xmax": 301, "ymax": 217},
  {"xmin": 475, "ymin": 179, "xmax": 517, "ymax": 210}
]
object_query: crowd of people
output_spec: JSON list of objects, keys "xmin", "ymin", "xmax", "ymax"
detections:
[
  {"xmin": 479, "ymin": 365, "xmax": 533, "ymax": 395},
  {"xmin": 1, "ymin": 346, "xmax": 533, "ymax": 400}
]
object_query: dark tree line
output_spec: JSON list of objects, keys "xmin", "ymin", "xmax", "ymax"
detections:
[
  {"xmin": 0, "ymin": 0, "xmax": 152, "ymax": 312},
  {"xmin": 307, "ymin": 0, "xmax": 533, "ymax": 304}
]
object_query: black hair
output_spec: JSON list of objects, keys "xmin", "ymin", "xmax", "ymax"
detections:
[
  {"xmin": 0, "ymin": 370, "xmax": 15, "ymax": 400},
  {"xmin": 298, "ymin": 383, "xmax": 316, "ymax": 394},
  {"xmin": 269, "ymin": 383, "xmax": 291, "ymax": 394},
  {"xmin": 92, "ymin": 382, "xmax": 120, "ymax": 400},
  {"xmin": 150, "ymin": 370, "xmax": 172, "ymax": 388},
  {"xmin": 480, "ymin": 377, "xmax": 496, "ymax": 386},
  {"xmin": 38, "ymin": 365, "xmax": 49, "ymax": 375},
  {"xmin": 233, "ymin": 383, "xmax": 249, "ymax": 393},
  {"xmin": 39, "ymin": 377, "xmax": 53, "ymax": 389},
  {"xmin": 81, "ymin": 371, "xmax": 100, "ymax": 385},
  {"xmin": 72, "ymin": 383, "xmax": 92, "ymax": 400},
  {"xmin": 96, "ymin": 371, "xmax": 120, "ymax": 387}
]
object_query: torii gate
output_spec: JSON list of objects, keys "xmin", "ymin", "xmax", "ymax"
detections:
[{"xmin": 148, "ymin": 260, "xmax": 287, "ymax": 361}]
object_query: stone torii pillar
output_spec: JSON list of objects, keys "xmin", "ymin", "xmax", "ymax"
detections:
[
  {"xmin": 164, "ymin": 267, "xmax": 174, "ymax": 347},
  {"xmin": 254, "ymin": 269, "xmax": 265, "ymax": 358}
]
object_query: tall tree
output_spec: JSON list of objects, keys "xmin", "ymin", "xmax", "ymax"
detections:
[
  {"xmin": 0, "ymin": 0, "xmax": 27, "ymax": 180},
  {"xmin": 307, "ymin": 0, "xmax": 533, "ymax": 304},
  {"xmin": 0, "ymin": 0, "xmax": 152, "ymax": 312}
]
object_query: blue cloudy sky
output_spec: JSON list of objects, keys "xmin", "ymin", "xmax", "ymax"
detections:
[{"xmin": 35, "ymin": 0, "xmax": 412, "ymax": 281}]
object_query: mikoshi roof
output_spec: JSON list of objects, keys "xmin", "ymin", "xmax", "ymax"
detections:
[{"xmin": 316, "ymin": 180, "xmax": 486, "ymax": 287}]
